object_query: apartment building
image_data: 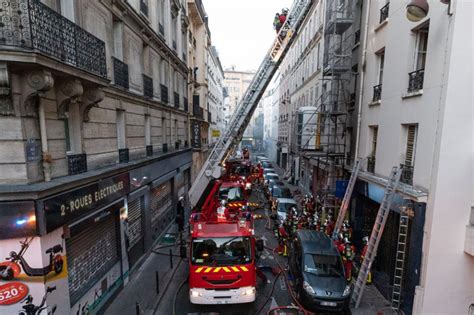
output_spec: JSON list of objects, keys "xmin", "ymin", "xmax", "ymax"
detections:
[
  {"xmin": 353, "ymin": 0, "xmax": 473, "ymax": 313},
  {"xmin": 263, "ymin": 72, "xmax": 281, "ymax": 163},
  {"xmin": 207, "ymin": 46, "xmax": 225, "ymax": 144},
  {"xmin": 0, "ymin": 0, "xmax": 195, "ymax": 313}
]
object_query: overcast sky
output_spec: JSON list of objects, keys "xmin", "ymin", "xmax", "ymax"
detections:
[{"xmin": 203, "ymin": 0, "xmax": 293, "ymax": 72}]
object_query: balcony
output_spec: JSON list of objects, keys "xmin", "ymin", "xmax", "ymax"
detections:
[
  {"xmin": 143, "ymin": 74, "xmax": 153, "ymax": 98},
  {"xmin": 0, "ymin": 0, "xmax": 107, "ymax": 78},
  {"xmin": 140, "ymin": 0, "xmax": 148, "ymax": 16},
  {"xmin": 400, "ymin": 164, "xmax": 414, "ymax": 185},
  {"xmin": 160, "ymin": 84, "xmax": 169, "ymax": 103},
  {"xmin": 367, "ymin": 156, "xmax": 376, "ymax": 173},
  {"xmin": 67, "ymin": 153, "xmax": 87, "ymax": 175},
  {"xmin": 119, "ymin": 148, "xmax": 129, "ymax": 163},
  {"xmin": 408, "ymin": 69, "xmax": 424, "ymax": 92},
  {"xmin": 379, "ymin": 2, "xmax": 390, "ymax": 23},
  {"xmin": 189, "ymin": 0, "xmax": 206, "ymax": 24},
  {"xmin": 174, "ymin": 92, "xmax": 180, "ymax": 108},
  {"xmin": 373, "ymin": 84, "xmax": 382, "ymax": 102},
  {"xmin": 113, "ymin": 57, "xmax": 129, "ymax": 89}
]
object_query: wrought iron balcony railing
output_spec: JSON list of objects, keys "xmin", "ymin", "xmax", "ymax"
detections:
[
  {"xmin": 113, "ymin": 57, "xmax": 129, "ymax": 89},
  {"xmin": 143, "ymin": 74, "xmax": 153, "ymax": 98},
  {"xmin": 367, "ymin": 156, "xmax": 376, "ymax": 173},
  {"xmin": 174, "ymin": 92, "xmax": 180, "ymax": 108},
  {"xmin": 408, "ymin": 69, "xmax": 424, "ymax": 92},
  {"xmin": 119, "ymin": 148, "xmax": 129, "ymax": 163},
  {"xmin": 0, "ymin": 0, "xmax": 107, "ymax": 78},
  {"xmin": 373, "ymin": 84, "xmax": 382, "ymax": 102},
  {"xmin": 160, "ymin": 84, "xmax": 169, "ymax": 103},
  {"xmin": 67, "ymin": 153, "xmax": 87, "ymax": 175},
  {"xmin": 380, "ymin": 2, "xmax": 390, "ymax": 23},
  {"xmin": 400, "ymin": 164, "xmax": 414, "ymax": 185}
]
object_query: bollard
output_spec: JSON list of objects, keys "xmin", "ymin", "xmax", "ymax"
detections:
[
  {"xmin": 156, "ymin": 271, "xmax": 159, "ymax": 295},
  {"xmin": 169, "ymin": 248, "xmax": 173, "ymax": 269},
  {"xmin": 135, "ymin": 302, "xmax": 140, "ymax": 315}
]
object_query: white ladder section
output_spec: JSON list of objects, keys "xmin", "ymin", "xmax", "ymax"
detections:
[
  {"xmin": 391, "ymin": 207, "xmax": 409, "ymax": 311},
  {"xmin": 332, "ymin": 158, "xmax": 362, "ymax": 239},
  {"xmin": 189, "ymin": 0, "xmax": 313, "ymax": 208},
  {"xmin": 352, "ymin": 166, "xmax": 403, "ymax": 308}
]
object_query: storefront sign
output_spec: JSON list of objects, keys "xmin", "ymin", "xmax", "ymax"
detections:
[
  {"xmin": 0, "ymin": 201, "xmax": 37, "ymax": 240},
  {"xmin": 211, "ymin": 129, "xmax": 220, "ymax": 137},
  {"xmin": 43, "ymin": 173, "xmax": 129, "ymax": 232},
  {"xmin": 191, "ymin": 121, "xmax": 201, "ymax": 148},
  {"xmin": 0, "ymin": 282, "xmax": 29, "ymax": 305}
]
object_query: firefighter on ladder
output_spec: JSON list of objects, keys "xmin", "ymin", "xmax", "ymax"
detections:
[{"xmin": 360, "ymin": 236, "xmax": 372, "ymax": 284}]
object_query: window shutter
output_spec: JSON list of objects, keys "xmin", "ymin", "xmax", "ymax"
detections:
[
  {"xmin": 405, "ymin": 125, "xmax": 416, "ymax": 166},
  {"xmin": 371, "ymin": 127, "xmax": 378, "ymax": 157}
]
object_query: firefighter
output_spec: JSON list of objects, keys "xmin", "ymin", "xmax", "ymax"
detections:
[
  {"xmin": 343, "ymin": 220, "xmax": 353, "ymax": 239},
  {"xmin": 217, "ymin": 200, "xmax": 229, "ymax": 221},
  {"xmin": 277, "ymin": 223, "xmax": 289, "ymax": 256},
  {"xmin": 334, "ymin": 233, "xmax": 345, "ymax": 254},
  {"xmin": 360, "ymin": 236, "xmax": 372, "ymax": 284},
  {"xmin": 326, "ymin": 215, "xmax": 335, "ymax": 236},
  {"xmin": 342, "ymin": 242, "xmax": 355, "ymax": 282}
]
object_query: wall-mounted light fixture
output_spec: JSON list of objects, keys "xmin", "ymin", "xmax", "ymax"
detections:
[{"xmin": 406, "ymin": 0, "xmax": 429, "ymax": 22}]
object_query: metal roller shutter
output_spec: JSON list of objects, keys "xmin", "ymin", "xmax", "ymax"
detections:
[
  {"xmin": 150, "ymin": 182, "xmax": 172, "ymax": 227},
  {"xmin": 66, "ymin": 213, "xmax": 119, "ymax": 306},
  {"xmin": 127, "ymin": 197, "xmax": 143, "ymax": 248}
]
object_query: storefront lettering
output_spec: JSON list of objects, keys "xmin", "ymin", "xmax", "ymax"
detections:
[{"xmin": 43, "ymin": 174, "xmax": 130, "ymax": 232}]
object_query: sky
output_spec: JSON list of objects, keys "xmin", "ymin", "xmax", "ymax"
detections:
[{"xmin": 202, "ymin": 0, "xmax": 293, "ymax": 72}]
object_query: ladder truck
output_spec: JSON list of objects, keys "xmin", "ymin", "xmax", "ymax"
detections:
[
  {"xmin": 186, "ymin": 0, "xmax": 313, "ymax": 305},
  {"xmin": 188, "ymin": 0, "xmax": 313, "ymax": 210}
]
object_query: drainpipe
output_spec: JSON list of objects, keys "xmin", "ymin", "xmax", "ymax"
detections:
[
  {"xmin": 354, "ymin": 0, "xmax": 371, "ymax": 161},
  {"xmin": 38, "ymin": 99, "xmax": 51, "ymax": 181}
]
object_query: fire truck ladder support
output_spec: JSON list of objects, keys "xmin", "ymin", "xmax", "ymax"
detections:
[
  {"xmin": 188, "ymin": 0, "xmax": 313, "ymax": 208},
  {"xmin": 332, "ymin": 158, "xmax": 362, "ymax": 239},
  {"xmin": 391, "ymin": 207, "xmax": 409, "ymax": 311},
  {"xmin": 352, "ymin": 166, "xmax": 403, "ymax": 308}
]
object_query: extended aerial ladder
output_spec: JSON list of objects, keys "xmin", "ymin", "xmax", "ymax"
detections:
[{"xmin": 189, "ymin": 0, "xmax": 314, "ymax": 207}]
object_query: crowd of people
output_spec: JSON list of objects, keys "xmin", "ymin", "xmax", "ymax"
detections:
[
  {"xmin": 273, "ymin": 8, "xmax": 289, "ymax": 33},
  {"xmin": 272, "ymin": 194, "xmax": 372, "ymax": 283}
]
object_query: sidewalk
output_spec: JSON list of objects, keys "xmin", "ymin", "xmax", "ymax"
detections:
[
  {"xmin": 268, "ymin": 158, "xmax": 394, "ymax": 314},
  {"xmin": 103, "ymin": 223, "xmax": 184, "ymax": 315}
]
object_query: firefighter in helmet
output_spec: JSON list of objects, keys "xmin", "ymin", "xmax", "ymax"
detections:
[
  {"xmin": 360, "ymin": 236, "xmax": 372, "ymax": 284},
  {"xmin": 342, "ymin": 242, "xmax": 356, "ymax": 281}
]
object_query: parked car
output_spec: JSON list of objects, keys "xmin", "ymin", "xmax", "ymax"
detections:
[
  {"xmin": 262, "ymin": 161, "xmax": 273, "ymax": 169},
  {"xmin": 275, "ymin": 198, "xmax": 297, "ymax": 222},
  {"xmin": 263, "ymin": 168, "xmax": 276, "ymax": 176},
  {"xmin": 256, "ymin": 155, "xmax": 269, "ymax": 163},
  {"xmin": 289, "ymin": 230, "xmax": 351, "ymax": 313}
]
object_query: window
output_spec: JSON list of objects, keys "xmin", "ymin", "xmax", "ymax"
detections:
[
  {"xmin": 377, "ymin": 51, "xmax": 385, "ymax": 85},
  {"xmin": 415, "ymin": 28, "xmax": 428, "ymax": 71},
  {"xmin": 401, "ymin": 124, "xmax": 417, "ymax": 184},
  {"xmin": 380, "ymin": 2, "xmax": 390, "ymax": 23},
  {"xmin": 116, "ymin": 110, "xmax": 126, "ymax": 149},
  {"xmin": 368, "ymin": 126, "xmax": 378, "ymax": 173},
  {"xmin": 113, "ymin": 20, "xmax": 124, "ymax": 60},
  {"xmin": 62, "ymin": 104, "xmax": 82, "ymax": 154},
  {"xmin": 162, "ymin": 117, "xmax": 167, "ymax": 145},
  {"xmin": 408, "ymin": 25, "xmax": 428, "ymax": 92}
]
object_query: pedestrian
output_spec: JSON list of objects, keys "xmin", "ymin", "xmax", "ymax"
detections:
[{"xmin": 176, "ymin": 196, "xmax": 185, "ymax": 232}]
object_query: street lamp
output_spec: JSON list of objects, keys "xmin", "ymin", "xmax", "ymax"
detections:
[{"xmin": 406, "ymin": 0, "xmax": 429, "ymax": 22}]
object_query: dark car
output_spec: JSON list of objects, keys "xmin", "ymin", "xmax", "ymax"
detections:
[
  {"xmin": 271, "ymin": 185, "xmax": 292, "ymax": 199},
  {"xmin": 289, "ymin": 230, "xmax": 351, "ymax": 313},
  {"xmin": 262, "ymin": 161, "xmax": 273, "ymax": 169}
]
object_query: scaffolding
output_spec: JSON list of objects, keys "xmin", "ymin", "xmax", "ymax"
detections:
[{"xmin": 292, "ymin": 0, "xmax": 356, "ymax": 209}]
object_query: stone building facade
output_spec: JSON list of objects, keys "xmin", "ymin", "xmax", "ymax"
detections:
[{"xmin": 0, "ymin": 0, "xmax": 195, "ymax": 313}]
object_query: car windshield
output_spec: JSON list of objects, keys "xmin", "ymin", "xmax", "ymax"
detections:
[
  {"xmin": 267, "ymin": 174, "xmax": 279, "ymax": 180},
  {"xmin": 234, "ymin": 165, "xmax": 250, "ymax": 176},
  {"xmin": 262, "ymin": 162, "xmax": 273, "ymax": 168},
  {"xmin": 277, "ymin": 202, "xmax": 296, "ymax": 214},
  {"xmin": 304, "ymin": 254, "xmax": 344, "ymax": 278},
  {"xmin": 272, "ymin": 187, "xmax": 291, "ymax": 198},
  {"xmin": 219, "ymin": 186, "xmax": 243, "ymax": 201},
  {"xmin": 192, "ymin": 237, "xmax": 252, "ymax": 265}
]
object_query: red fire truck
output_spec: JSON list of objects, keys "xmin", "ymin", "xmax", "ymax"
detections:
[{"xmin": 189, "ymin": 181, "xmax": 263, "ymax": 304}]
